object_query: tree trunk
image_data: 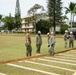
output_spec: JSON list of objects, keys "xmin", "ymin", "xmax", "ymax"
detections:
[
  {"xmin": 70, "ymin": 12, "xmax": 73, "ymax": 28},
  {"xmin": 53, "ymin": 0, "xmax": 56, "ymax": 32},
  {"xmin": 72, "ymin": 13, "xmax": 74, "ymax": 27}
]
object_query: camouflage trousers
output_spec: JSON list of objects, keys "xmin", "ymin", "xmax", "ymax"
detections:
[
  {"xmin": 64, "ymin": 40, "xmax": 67, "ymax": 48},
  {"xmin": 25, "ymin": 43, "xmax": 32, "ymax": 57},
  {"xmin": 48, "ymin": 44, "xmax": 55, "ymax": 55},
  {"xmin": 36, "ymin": 44, "xmax": 41, "ymax": 53},
  {"xmin": 69, "ymin": 40, "xmax": 74, "ymax": 48}
]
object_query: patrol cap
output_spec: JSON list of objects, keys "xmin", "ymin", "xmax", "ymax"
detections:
[
  {"xmin": 70, "ymin": 31, "xmax": 73, "ymax": 34},
  {"xmin": 47, "ymin": 33, "xmax": 49, "ymax": 35},
  {"xmin": 38, "ymin": 31, "xmax": 41, "ymax": 34},
  {"xmin": 65, "ymin": 30, "xmax": 68, "ymax": 32}
]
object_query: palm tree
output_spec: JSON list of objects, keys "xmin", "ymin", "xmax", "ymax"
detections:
[
  {"xmin": 65, "ymin": 2, "xmax": 76, "ymax": 28},
  {"xmin": 72, "ymin": 6, "xmax": 76, "ymax": 26}
]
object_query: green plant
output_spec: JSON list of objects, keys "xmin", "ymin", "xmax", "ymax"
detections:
[{"xmin": 60, "ymin": 24, "xmax": 69, "ymax": 34}]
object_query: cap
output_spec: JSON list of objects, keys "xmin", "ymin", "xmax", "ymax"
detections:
[
  {"xmin": 65, "ymin": 30, "xmax": 68, "ymax": 32},
  {"xmin": 38, "ymin": 31, "xmax": 41, "ymax": 34},
  {"xmin": 47, "ymin": 33, "xmax": 49, "ymax": 35},
  {"xmin": 70, "ymin": 31, "xmax": 73, "ymax": 34}
]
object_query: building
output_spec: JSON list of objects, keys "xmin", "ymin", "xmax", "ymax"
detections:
[
  {"xmin": 21, "ymin": 16, "xmax": 33, "ymax": 32},
  {"xmin": 21, "ymin": 13, "xmax": 71, "ymax": 32},
  {"xmin": 21, "ymin": 13, "xmax": 48, "ymax": 32}
]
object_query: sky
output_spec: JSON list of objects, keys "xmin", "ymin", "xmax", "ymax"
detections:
[{"xmin": 0, "ymin": 0, "xmax": 76, "ymax": 19}]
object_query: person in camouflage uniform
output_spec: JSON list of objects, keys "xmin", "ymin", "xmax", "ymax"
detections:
[
  {"xmin": 48, "ymin": 31, "xmax": 55, "ymax": 56},
  {"xmin": 69, "ymin": 31, "xmax": 74, "ymax": 48},
  {"xmin": 25, "ymin": 30, "xmax": 32, "ymax": 57},
  {"xmin": 36, "ymin": 31, "xmax": 42, "ymax": 53},
  {"xmin": 47, "ymin": 33, "xmax": 50, "ymax": 45},
  {"xmin": 63, "ymin": 30, "xmax": 68, "ymax": 48}
]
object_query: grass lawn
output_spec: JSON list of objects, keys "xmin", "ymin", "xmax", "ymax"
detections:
[
  {"xmin": 0, "ymin": 33, "xmax": 76, "ymax": 75},
  {"xmin": 0, "ymin": 33, "xmax": 76, "ymax": 61}
]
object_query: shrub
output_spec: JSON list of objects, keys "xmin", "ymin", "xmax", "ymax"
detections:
[{"xmin": 60, "ymin": 24, "xmax": 69, "ymax": 34}]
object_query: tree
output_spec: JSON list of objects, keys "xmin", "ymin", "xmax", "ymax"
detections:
[
  {"xmin": 65, "ymin": 2, "xmax": 76, "ymax": 28},
  {"xmin": 0, "ymin": 14, "xmax": 3, "ymax": 26},
  {"xmin": 15, "ymin": 0, "xmax": 21, "ymax": 30},
  {"xmin": 28, "ymin": 4, "xmax": 45, "ymax": 33},
  {"xmin": 3, "ymin": 14, "xmax": 14, "ymax": 31},
  {"xmin": 60, "ymin": 24, "xmax": 69, "ymax": 34},
  {"xmin": 73, "ymin": 22, "xmax": 76, "ymax": 27},
  {"xmin": 0, "ymin": 14, "xmax": 2, "ymax": 21},
  {"xmin": 62, "ymin": 15, "xmax": 69, "ymax": 20},
  {"xmin": 36, "ymin": 19, "xmax": 50, "ymax": 34},
  {"xmin": 47, "ymin": 0, "xmax": 63, "ymax": 32}
]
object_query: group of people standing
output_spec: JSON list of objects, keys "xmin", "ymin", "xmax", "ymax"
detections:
[
  {"xmin": 25, "ymin": 30, "xmax": 75, "ymax": 57},
  {"xmin": 63, "ymin": 30, "xmax": 74, "ymax": 48},
  {"xmin": 25, "ymin": 30, "xmax": 55, "ymax": 57},
  {"xmin": 25, "ymin": 30, "xmax": 42, "ymax": 57}
]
